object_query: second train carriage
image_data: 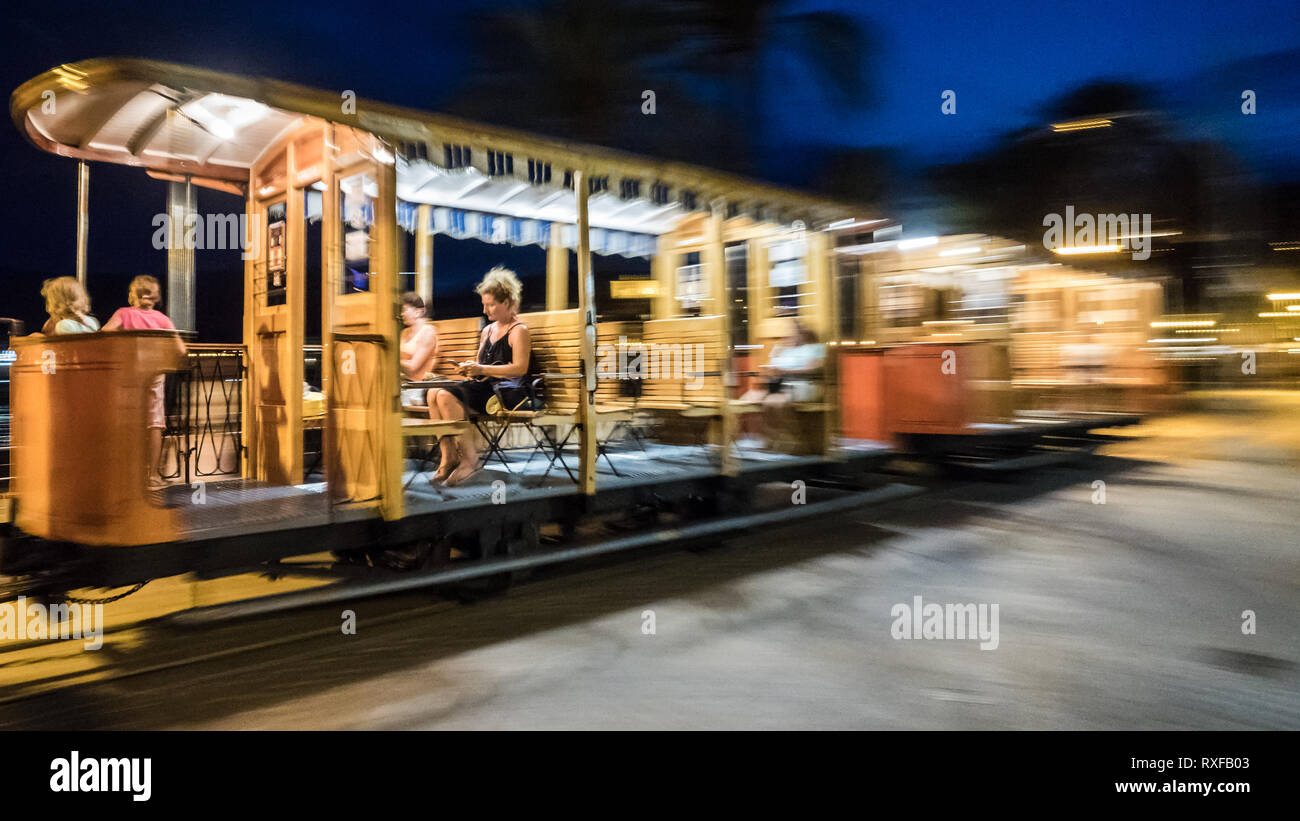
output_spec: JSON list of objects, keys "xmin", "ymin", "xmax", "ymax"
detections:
[{"xmin": 0, "ymin": 59, "xmax": 1149, "ymax": 598}]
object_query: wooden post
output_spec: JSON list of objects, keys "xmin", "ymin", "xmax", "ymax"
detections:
[
  {"xmin": 816, "ymin": 228, "xmax": 839, "ymax": 457},
  {"xmin": 651, "ymin": 234, "xmax": 675, "ymax": 319},
  {"xmin": 807, "ymin": 229, "xmax": 833, "ymax": 340},
  {"xmin": 376, "ymin": 154, "xmax": 404, "ymax": 520},
  {"xmin": 75, "ymin": 161, "xmax": 88, "ymax": 286},
  {"xmin": 708, "ymin": 201, "xmax": 737, "ymax": 476},
  {"xmin": 284, "ymin": 140, "xmax": 305, "ymax": 484},
  {"xmin": 575, "ymin": 171, "xmax": 598, "ymax": 495},
  {"xmin": 321, "ymin": 125, "xmax": 337, "ymax": 487},
  {"xmin": 241, "ymin": 183, "xmax": 256, "ymax": 480},
  {"xmin": 747, "ymin": 237, "xmax": 768, "ymax": 340},
  {"xmin": 547, "ymin": 221, "xmax": 569, "ymax": 310},
  {"xmin": 416, "ymin": 203, "xmax": 433, "ymax": 308}
]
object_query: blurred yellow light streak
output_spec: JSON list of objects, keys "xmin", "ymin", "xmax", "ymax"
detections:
[
  {"xmin": 1052, "ymin": 245, "xmax": 1122, "ymax": 255},
  {"xmin": 1051, "ymin": 118, "xmax": 1113, "ymax": 131}
]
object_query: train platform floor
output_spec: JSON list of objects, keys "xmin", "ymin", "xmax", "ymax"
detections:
[{"xmin": 146, "ymin": 440, "xmax": 889, "ymax": 540}]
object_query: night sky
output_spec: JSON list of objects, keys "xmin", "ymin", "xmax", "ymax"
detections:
[{"xmin": 2, "ymin": 0, "xmax": 1297, "ymax": 341}]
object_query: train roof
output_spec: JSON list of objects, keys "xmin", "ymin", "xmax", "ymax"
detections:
[{"xmin": 11, "ymin": 57, "xmax": 883, "ymax": 234}]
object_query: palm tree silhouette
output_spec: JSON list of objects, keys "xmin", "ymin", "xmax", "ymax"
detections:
[{"xmin": 446, "ymin": 0, "xmax": 876, "ymax": 177}]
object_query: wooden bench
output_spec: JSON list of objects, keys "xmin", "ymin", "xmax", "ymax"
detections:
[
  {"xmin": 492, "ymin": 311, "xmax": 634, "ymax": 479},
  {"xmin": 638, "ymin": 316, "xmax": 728, "ymax": 416}
]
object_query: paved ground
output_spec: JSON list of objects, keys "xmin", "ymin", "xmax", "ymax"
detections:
[{"xmin": 2, "ymin": 390, "xmax": 1297, "ymax": 729}]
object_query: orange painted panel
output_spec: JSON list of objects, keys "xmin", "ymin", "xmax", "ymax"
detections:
[
  {"xmin": 11, "ymin": 332, "xmax": 185, "ymax": 546},
  {"xmin": 838, "ymin": 349, "xmax": 888, "ymax": 442},
  {"xmin": 882, "ymin": 342, "xmax": 1011, "ymax": 435}
]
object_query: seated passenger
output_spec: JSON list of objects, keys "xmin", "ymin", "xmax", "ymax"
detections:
[
  {"xmin": 399, "ymin": 292, "xmax": 439, "ymax": 408},
  {"xmin": 743, "ymin": 320, "xmax": 825, "ymax": 406},
  {"xmin": 740, "ymin": 319, "xmax": 825, "ymax": 448},
  {"xmin": 40, "ymin": 276, "xmax": 99, "ymax": 334},
  {"xmin": 425, "ymin": 267, "xmax": 540, "ymax": 487},
  {"xmin": 103, "ymin": 276, "xmax": 186, "ymax": 489}
]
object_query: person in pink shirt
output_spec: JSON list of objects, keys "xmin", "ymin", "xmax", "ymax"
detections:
[{"xmin": 104, "ymin": 276, "xmax": 186, "ymax": 488}]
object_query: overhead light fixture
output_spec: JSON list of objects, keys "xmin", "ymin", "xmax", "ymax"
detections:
[
  {"xmin": 897, "ymin": 236, "xmax": 938, "ymax": 250},
  {"xmin": 181, "ymin": 94, "xmax": 269, "ymax": 141}
]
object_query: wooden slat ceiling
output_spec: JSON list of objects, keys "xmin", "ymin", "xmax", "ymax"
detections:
[{"xmin": 12, "ymin": 58, "xmax": 884, "ymax": 233}]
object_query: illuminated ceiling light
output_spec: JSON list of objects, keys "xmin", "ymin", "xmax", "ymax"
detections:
[
  {"xmin": 181, "ymin": 94, "xmax": 269, "ymax": 141},
  {"xmin": 897, "ymin": 236, "xmax": 939, "ymax": 250},
  {"xmin": 1148, "ymin": 338, "xmax": 1216, "ymax": 343},
  {"xmin": 1051, "ymin": 244, "xmax": 1123, "ymax": 255},
  {"xmin": 1264, "ymin": 292, "xmax": 1300, "ymax": 300},
  {"xmin": 1150, "ymin": 320, "xmax": 1215, "ymax": 328},
  {"xmin": 1050, "ymin": 118, "xmax": 1113, "ymax": 132},
  {"xmin": 1258, "ymin": 312, "xmax": 1298, "ymax": 318},
  {"xmin": 938, "ymin": 246, "xmax": 981, "ymax": 257},
  {"xmin": 921, "ymin": 320, "xmax": 975, "ymax": 326},
  {"xmin": 827, "ymin": 218, "xmax": 889, "ymax": 230}
]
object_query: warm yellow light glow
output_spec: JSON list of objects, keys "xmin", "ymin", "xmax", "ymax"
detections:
[
  {"xmin": 1151, "ymin": 320, "xmax": 1215, "ymax": 328},
  {"xmin": 1148, "ymin": 338, "xmax": 1216, "ymax": 343},
  {"xmin": 1051, "ymin": 118, "xmax": 1113, "ymax": 131},
  {"xmin": 1258, "ymin": 312, "xmax": 1299, "ymax": 318},
  {"xmin": 1051, "ymin": 244, "xmax": 1123, "ymax": 255},
  {"xmin": 1266, "ymin": 293, "xmax": 1300, "ymax": 300},
  {"xmin": 921, "ymin": 320, "xmax": 975, "ymax": 326}
]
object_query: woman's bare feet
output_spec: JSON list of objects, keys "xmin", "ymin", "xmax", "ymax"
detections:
[
  {"xmin": 430, "ymin": 460, "xmax": 458, "ymax": 484},
  {"xmin": 441, "ymin": 462, "xmax": 481, "ymax": 487}
]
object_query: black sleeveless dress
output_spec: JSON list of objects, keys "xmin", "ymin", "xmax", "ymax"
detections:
[{"xmin": 445, "ymin": 321, "xmax": 541, "ymax": 414}]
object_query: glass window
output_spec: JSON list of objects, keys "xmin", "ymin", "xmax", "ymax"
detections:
[
  {"xmin": 265, "ymin": 200, "xmax": 287, "ymax": 306},
  {"xmin": 339, "ymin": 171, "xmax": 375, "ymax": 295},
  {"xmin": 726, "ymin": 242, "xmax": 749, "ymax": 347}
]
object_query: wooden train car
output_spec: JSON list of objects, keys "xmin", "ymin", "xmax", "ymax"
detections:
[{"xmin": 1, "ymin": 59, "xmax": 1148, "ymax": 601}]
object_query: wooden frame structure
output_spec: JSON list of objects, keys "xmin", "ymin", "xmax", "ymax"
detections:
[{"xmin": 10, "ymin": 57, "xmax": 889, "ymax": 532}]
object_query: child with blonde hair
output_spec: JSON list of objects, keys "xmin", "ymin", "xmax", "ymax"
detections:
[
  {"xmin": 40, "ymin": 276, "xmax": 99, "ymax": 334},
  {"xmin": 104, "ymin": 276, "xmax": 186, "ymax": 488}
]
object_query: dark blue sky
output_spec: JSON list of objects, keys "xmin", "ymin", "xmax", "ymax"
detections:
[
  {"xmin": 2, "ymin": 0, "xmax": 1298, "ymax": 339},
  {"xmin": 767, "ymin": 0, "xmax": 1300, "ymax": 175}
]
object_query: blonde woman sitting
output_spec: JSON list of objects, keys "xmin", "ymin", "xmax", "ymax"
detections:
[{"xmin": 425, "ymin": 267, "xmax": 540, "ymax": 487}]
